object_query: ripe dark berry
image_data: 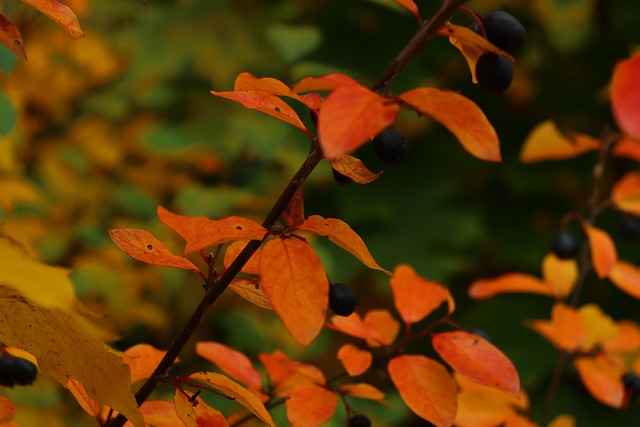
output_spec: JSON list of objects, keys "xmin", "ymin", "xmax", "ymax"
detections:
[
  {"xmin": 329, "ymin": 283, "xmax": 359, "ymax": 317},
  {"xmin": 0, "ymin": 358, "xmax": 15, "ymax": 387},
  {"xmin": 475, "ymin": 53, "xmax": 513, "ymax": 93},
  {"xmin": 552, "ymin": 232, "xmax": 579, "ymax": 259},
  {"xmin": 0, "ymin": 357, "xmax": 37, "ymax": 387},
  {"xmin": 483, "ymin": 10, "xmax": 525, "ymax": 53},
  {"xmin": 619, "ymin": 215, "xmax": 640, "ymax": 241},
  {"xmin": 623, "ymin": 373, "xmax": 640, "ymax": 400},
  {"xmin": 349, "ymin": 414, "xmax": 371, "ymax": 427},
  {"xmin": 332, "ymin": 168, "xmax": 352, "ymax": 185},
  {"xmin": 371, "ymin": 129, "xmax": 409, "ymax": 166}
]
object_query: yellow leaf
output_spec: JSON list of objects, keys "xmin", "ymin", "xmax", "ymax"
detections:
[
  {"xmin": 541, "ymin": 253, "xmax": 578, "ymax": 299},
  {"xmin": 520, "ymin": 121, "xmax": 600, "ymax": 163}
]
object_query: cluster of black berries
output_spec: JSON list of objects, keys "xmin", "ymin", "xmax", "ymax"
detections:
[
  {"xmin": 0, "ymin": 354, "xmax": 38, "ymax": 388},
  {"xmin": 472, "ymin": 10, "xmax": 525, "ymax": 94}
]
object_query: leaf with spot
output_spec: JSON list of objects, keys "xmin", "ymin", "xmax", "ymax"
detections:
[
  {"xmin": 0, "ymin": 14, "xmax": 26, "ymax": 60},
  {"xmin": 108, "ymin": 228, "xmax": 200, "ymax": 273},
  {"xmin": 20, "ymin": 0, "xmax": 84, "ymax": 39}
]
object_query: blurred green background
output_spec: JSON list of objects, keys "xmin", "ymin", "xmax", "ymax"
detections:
[{"xmin": 1, "ymin": 0, "xmax": 640, "ymax": 425}]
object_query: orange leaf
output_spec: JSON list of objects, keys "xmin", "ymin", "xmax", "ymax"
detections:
[
  {"xmin": 364, "ymin": 309, "xmax": 401, "ymax": 347},
  {"xmin": 583, "ymin": 223, "xmax": 618, "ymax": 278},
  {"xmin": 196, "ymin": 342, "xmax": 262, "ymax": 390},
  {"xmin": 608, "ymin": 260, "xmax": 640, "ymax": 299},
  {"xmin": 285, "ymin": 384, "xmax": 338, "ymax": 427},
  {"xmin": 187, "ymin": 372, "xmax": 276, "ymax": 427},
  {"xmin": 67, "ymin": 377, "xmax": 102, "ymax": 419},
  {"xmin": 0, "ymin": 397, "xmax": 15, "ymax": 423},
  {"xmin": 318, "ymin": 84, "xmax": 399, "ymax": 159},
  {"xmin": 612, "ymin": 136, "xmax": 640, "ymax": 161},
  {"xmin": 432, "ymin": 331, "xmax": 520, "ymax": 397},
  {"xmin": 388, "ymin": 355, "xmax": 457, "ymax": 427},
  {"xmin": 337, "ymin": 344, "xmax": 372, "ymax": 376},
  {"xmin": 224, "ymin": 241, "xmax": 262, "ymax": 275},
  {"xmin": 390, "ymin": 264, "xmax": 453, "ymax": 324},
  {"xmin": 338, "ymin": 383, "xmax": 386, "ymax": 402},
  {"xmin": 0, "ymin": 14, "xmax": 26, "ymax": 61},
  {"xmin": 328, "ymin": 312, "xmax": 378, "ymax": 342},
  {"xmin": 123, "ymin": 344, "xmax": 168, "ymax": 385},
  {"xmin": 297, "ymin": 215, "xmax": 390, "ymax": 274},
  {"xmin": 399, "ymin": 88, "xmax": 501, "ymax": 162},
  {"xmin": 20, "ymin": 0, "xmax": 84, "ymax": 39},
  {"xmin": 138, "ymin": 401, "xmax": 184, "ymax": 427},
  {"xmin": 541, "ymin": 253, "xmax": 578, "ymax": 299},
  {"xmin": 260, "ymin": 238, "xmax": 328, "ymax": 346},
  {"xmin": 229, "ymin": 277, "xmax": 273, "ymax": 310},
  {"xmin": 611, "ymin": 172, "xmax": 640, "ymax": 216},
  {"xmin": 611, "ymin": 52, "xmax": 640, "ymax": 140},
  {"xmin": 503, "ymin": 412, "xmax": 538, "ymax": 427},
  {"xmin": 108, "ymin": 228, "xmax": 200, "ymax": 273},
  {"xmin": 329, "ymin": 154, "xmax": 382, "ymax": 184},
  {"xmin": 547, "ymin": 415, "xmax": 576, "ymax": 427},
  {"xmin": 392, "ymin": 0, "xmax": 421, "ymax": 22},
  {"xmin": 158, "ymin": 206, "xmax": 267, "ymax": 255},
  {"xmin": 520, "ymin": 120, "xmax": 601, "ymax": 163},
  {"xmin": 575, "ymin": 355, "xmax": 625, "ymax": 407},
  {"xmin": 281, "ymin": 190, "xmax": 305, "ymax": 229},
  {"xmin": 603, "ymin": 320, "xmax": 640, "ymax": 353},
  {"xmin": 292, "ymin": 73, "xmax": 359, "ymax": 93},
  {"xmin": 468, "ymin": 273, "xmax": 554, "ymax": 299},
  {"xmin": 454, "ymin": 387, "xmax": 516, "ymax": 427},
  {"xmin": 578, "ymin": 304, "xmax": 619, "ymax": 351},
  {"xmin": 174, "ymin": 389, "xmax": 229, "ymax": 427},
  {"xmin": 529, "ymin": 303, "xmax": 586, "ymax": 352},
  {"xmin": 258, "ymin": 350, "xmax": 325, "ymax": 397}
]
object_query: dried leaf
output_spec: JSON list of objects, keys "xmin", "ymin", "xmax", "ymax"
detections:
[
  {"xmin": 541, "ymin": 253, "xmax": 578, "ymax": 299},
  {"xmin": 399, "ymin": 88, "xmax": 501, "ymax": 162},
  {"xmin": 583, "ymin": 223, "xmax": 618, "ymax": 278},
  {"xmin": 432, "ymin": 331, "xmax": 520, "ymax": 397},
  {"xmin": 390, "ymin": 264, "xmax": 453, "ymax": 324},
  {"xmin": 520, "ymin": 121, "xmax": 600, "ymax": 163},
  {"xmin": 468, "ymin": 273, "xmax": 554, "ymax": 299},
  {"xmin": 285, "ymin": 384, "xmax": 338, "ymax": 427},
  {"xmin": 575, "ymin": 355, "xmax": 625, "ymax": 407},
  {"xmin": 174, "ymin": 389, "xmax": 229, "ymax": 427},
  {"xmin": 260, "ymin": 238, "xmax": 328, "ymax": 346},
  {"xmin": 337, "ymin": 344, "xmax": 372, "ymax": 376},
  {"xmin": 529, "ymin": 303, "xmax": 586, "ymax": 352},
  {"xmin": 297, "ymin": 215, "xmax": 390, "ymax": 274},
  {"xmin": 0, "ymin": 14, "xmax": 26, "ymax": 61},
  {"xmin": 608, "ymin": 260, "xmax": 640, "ymax": 299},
  {"xmin": 282, "ymin": 190, "xmax": 305, "ymax": 228},
  {"xmin": 196, "ymin": 342, "xmax": 262, "ymax": 389},
  {"xmin": 318, "ymin": 84, "xmax": 399, "ymax": 159},
  {"xmin": 329, "ymin": 154, "xmax": 382, "ymax": 184},
  {"xmin": 229, "ymin": 277, "xmax": 273, "ymax": 310},
  {"xmin": 611, "ymin": 52, "xmax": 640, "ymax": 140},
  {"xmin": 20, "ymin": 0, "xmax": 84, "ymax": 39},
  {"xmin": 611, "ymin": 172, "xmax": 640, "ymax": 216},
  {"xmin": 108, "ymin": 229, "xmax": 200, "ymax": 273},
  {"xmin": 123, "ymin": 344, "xmax": 168, "ymax": 385},
  {"xmin": 338, "ymin": 383, "xmax": 386, "ymax": 402},
  {"xmin": 388, "ymin": 355, "xmax": 457, "ymax": 427}
]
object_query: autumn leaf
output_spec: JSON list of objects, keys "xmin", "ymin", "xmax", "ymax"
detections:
[
  {"xmin": 123, "ymin": 344, "xmax": 169, "ymax": 385},
  {"xmin": 388, "ymin": 355, "xmax": 457, "ymax": 427},
  {"xmin": 529, "ymin": 303, "xmax": 586, "ymax": 352},
  {"xmin": 138, "ymin": 400, "xmax": 185, "ymax": 427},
  {"xmin": 229, "ymin": 277, "xmax": 273, "ymax": 310},
  {"xmin": 297, "ymin": 215, "xmax": 390, "ymax": 274},
  {"xmin": 292, "ymin": 73, "xmax": 360, "ymax": 93},
  {"xmin": 285, "ymin": 384, "xmax": 338, "ymax": 427},
  {"xmin": 548, "ymin": 415, "xmax": 577, "ymax": 427},
  {"xmin": 583, "ymin": 223, "xmax": 618, "ymax": 278},
  {"xmin": 468, "ymin": 273, "xmax": 554, "ymax": 299},
  {"xmin": 603, "ymin": 320, "xmax": 640, "ymax": 353},
  {"xmin": 158, "ymin": 206, "xmax": 267, "ymax": 255},
  {"xmin": 187, "ymin": 372, "xmax": 276, "ymax": 427},
  {"xmin": 0, "ymin": 397, "xmax": 15, "ymax": 423},
  {"xmin": 318, "ymin": 83, "xmax": 399, "ymax": 159},
  {"xmin": 328, "ymin": 312, "xmax": 378, "ymax": 342},
  {"xmin": 575, "ymin": 354, "xmax": 625, "ymax": 407},
  {"xmin": 174, "ymin": 389, "xmax": 229, "ymax": 427},
  {"xmin": 392, "ymin": 0, "xmax": 422, "ymax": 22},
  {"xmin": 611, "ymin": 172, "xmax": 640, "ymax": 216},
  {"xmin": 611, "ymin": 52, "xmax": 640, "ymax": 140},
  {"xmin": 542, "ymin": 253, "xmax": 578, "ymax": 299},
  {"xmin": 0, "ymin": 237, "xmax": 143, "ymax": 426},
  {"xmin": 399, "ymin": 88, "xmax": 501, "ymax": 162},
  {"xmin": 363, "ymin": 309, "xmax": 400, "ymax": 347},
  {"xmin": 337, "ymin": 344, "xmax": 372, "ymax": 376},
  {"xmin": 224, "ymin": 241, "xmax": 262, "ymax": 275},
  {"xmin": 108, "ymin": 228, "xmax": 200, "ymax": 273},
  {"xmin": 67, "ymin": 377, "xmax": 102, "ymax": 419},
  {"xmin": 608, "ymin": 260, "xmax": 640, "ymax": 299},
  {"xmin": 579, "ymin": 304, "xmax": 619, "ymax": 351},
  {"xmin": 281, "ymin": 190, "xmax": 305, "ymax": 228},
  {"xmin": 390, "ymin": 264, "xmax": 454, "ymax": 324},
  {"xmin": 612, "ymin": 136, "xmax": 640, "ymax": 161},
  {"xmin": 20, "ymin": 0, "xmax": 84, "ymax": 39},
  {"xmin": 196, "ymin": 342, "xmax": 262, "ymax": 390},
  {"xmin": 329, "ymin": 154, "xmax": 382, "ymax": 184},
  {"xmin": 338, "ymin": 383, "xmax": 387, "ymax": 402},
  {"xmin": 260, "ymin": 238, "xmax": 328, "ymax": 346},
  {"xmin": 0, "ymin": 14, "xmax": 26, "ymax": 60},
  {"xmin": 258, "ymin": 350, "xmax": 326, "ymax": 397},
  {"xmin": 432, "ymin": 331, "xmax": 520, "ymax": 397},
  {"xmin": 519, "ymin": 120, "xmax": 601, "ymax": 163}
]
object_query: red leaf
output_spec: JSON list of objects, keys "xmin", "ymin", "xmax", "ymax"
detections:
[
  {"xmin": 229, "ymin": 277, "xmax": 273, "ymax": 310},
  {"xmin": 583, "ymin": 223, "xmax": 618, "ymax": 278},
  {"xmin": 520, "ymin": 121, "xmax": 601, "ymax": 163},
  {"xmin": 608, "ymin": 260, "xmax": 640, "ymax": 299},
  {"xmin": 297, "ymin": 215, "xmax": 390, "ymax": 274},
  {"xmin": 390, "ymin": 264, "xmax": 454, "ymax": 324},
  {"xmin": 123, "ymin": 344, "xmax": 169, "ymax": 385},
  {"xmin": 223, "ymin": 241, "xmax": 262, "ymax": 275},
  {"xmin": 432, "ymin": 331, "xmax": 520, "ymax": 397},
  {"xmin": 399, "ymin": 88, "xmax": 501, "ymax": 162},
  {"xmin": 468, "ymin": 273, "xmax": 554, "ymax": 299},
  {"xmin": 612, "ymin": 136, "xmax": 640, "ymax": 161},
  {"xmin": 575, "ymin": 355, "xmax": 625, "ymax": 407},
  {"xmin": 260, "ymin": 238, "xmax": 328, "ymax": 346},
  {"xmin": 611, "ymin": 172, "xmax": 640, "ymax": 216},
  {"xmin": 392, "ymin": 0, "xmax": 422, "ymax": 22},
  {"xmin": 174, "ymin": 389, "xmax": 229, "ymax": 427},
  {"xmin": 611, "ymin": 52, "xmax": 640, "ymax": 140},
  {"xmin": 285, "ymin": 384, "xmax": 338, "ymax": 427},
  {"xmin": 108, "ymin": 228, "xmax": 200, "ymax": 273},
  {"xmin": 329, "ymin": 154, "xmax": 382, "ymax": 184},
  {"xmin": 0, "ymin": 14, "xmax": 26, "ymax": 61},
  {"xmin": 196, "ymin": 342, "xmax": 262, "ymax": 390},
  {"xmin": 292, "ymin": 73, "xmax": 360, "ymax": 93},
  {"xmin": 157, "ymin": 206, "xmax": 267, "ymax": 255},
  {"xmin": 20, "ymin": 0, "xmax": 84, "ymax": 39},
  {"xmin": 337, "ymin": 344, "xmax": 372, "ymax": 376},
  {"xmin": 282, "ymin": 190, "xmax": 305, "ymax": 229},
  {"xmin": 388, "ymin": 355, "xmax": 457, "ymax": 427},
  {"xmin": 318, "ymin": 84, "xmax": 399, "ymax": 159}
]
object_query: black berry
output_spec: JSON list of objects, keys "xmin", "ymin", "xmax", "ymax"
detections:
[
  {"xmin": 371, "ymin": 129, "xmax": 409, "ymax": 166},
  {"xmin": 0, "ymin": 358, "xmax": 15, "ymax": 387},
  {"xmin": 329, "ymin": 283, "xmax": 359, "ymax": 317},
  {"xmin": 552, "ymin": 232, "xmax": 579, "ymax": 260},
  {"xmin": 0, "ymin": 357, "xmax": 37, "ymax": 387},
  {"xmin": 619, "ymin": 215, "xmax": 640, "ymax": 241},
  {"xmin": 623, "ymin": 372, "xmax": 640, "ymax": 400},
  {"xmin": 483, "ymin": 10, "xmax": 525, "ymax": 53},
  {"xmin": 349, "ymin": 414, "xmax": 371, "ymax": 427},
  {"xmin": 331, "ymin": 168, "xmax": 352, "ymax": 185},
  {"xmin": 475, "ymin": 53, "xmax": 513, "ymax": 94}
]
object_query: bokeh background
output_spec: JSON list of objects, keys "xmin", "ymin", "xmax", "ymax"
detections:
[{"xmin": 1, "ymin": 0, "xmax": 640, "ymax": 425}]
